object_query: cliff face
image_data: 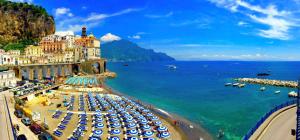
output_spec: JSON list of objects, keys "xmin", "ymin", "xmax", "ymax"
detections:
[{"xmin": 0, "ymin": 1, "xmax": 55, "ymax": 45}]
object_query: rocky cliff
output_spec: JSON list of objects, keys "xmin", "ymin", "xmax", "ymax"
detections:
[{"xmin": 0, "ymin": 0, "xmax": 55, "ymax": 46}]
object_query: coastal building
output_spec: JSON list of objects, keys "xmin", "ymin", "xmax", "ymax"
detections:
[
  {"xmin": 64, "ymin": 48, "xmax": 75, "ymax": 63},
  {"xmin": 1, "ymin": 53, "xmax": 16, "ymax": 65},
  {"xmin": 39, "ymin": 35, "xmax": 66, "ymax": 53},
  {"xmin": 7, "ymin": 50, "xmax": 21, "ymax": 56},
  {"xmin": 25, "ymin": 45, "xmax": 44, "ymax": 57},
  {"xmin": 0, "ymin": 70, "xmax": 17, "ymax": 87},
  {"xmin": 15, "ymin": 56, "xmax": 31, "ymax": 65},
  {"xmin": 75, "ymin": 27, "xmax": 101, "ymax": 60}
]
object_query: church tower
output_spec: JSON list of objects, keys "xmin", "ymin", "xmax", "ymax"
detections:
[{"xmin": 81, "ymin": 27, "xmax": 87, "ymax": 38}]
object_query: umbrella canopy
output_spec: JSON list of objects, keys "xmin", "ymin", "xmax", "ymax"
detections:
[
  {"xmin": 111, "ymin": 129, "xmax": 121, "ymax": 135},
  {"xmin": 154, "ymin": 121, "xmax": 162, "ymax": 126},
  {"xmin": 139, "ymin": 119, "xmax": 148, "ymax": 125},
  {"xmin": 127, "ymin": 123, "xmax": 137, "ymax": 128},
  {"xmin": 95, "ymin": 123, "xmax": 104, "ymax": 129},
  {"xmin": 89, "ymin": 137, "xmax": 101, "ymax": 140},
  {"xmin": 142, "ymin": 125, "xmax": 151, "ymax": 130},
  {"xmin": 110, "ymin": 118, "xmax": 119, "ymax": 122},
  {"xmin": 127, "ymin": 137, "xmax": 139, "ymax": 140},
  {"xmin": 157, "ymin": 126, "xmax": 168, "ymax": 132},
  {"xmin": 151, "ymin": 116, "xmax": 159, "ymax": 121},
  {"xmin": 93, "ymin": 130, "xmax": 103, "ymax": 136},
  {"xmin": 143, "ymin": 131, "xmax": 154, "ymax": 137},
  {"xmin": 127, "ymin": 129, "xmax": 138, "ymax": 135},
  {"xmin": 159, "ymin": 132, "xmax": 171, "ymax": 138},
  {"xmin": 109, "ymin": 136, "xmax": 120, "ymax": 140},
  {"xmin": 111, "ymin": 122, "xmax": 121, "ymax": 128}
]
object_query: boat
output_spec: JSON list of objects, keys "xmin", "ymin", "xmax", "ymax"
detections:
[
  {"xmin": 238, "ymin": 83, "xmax": 245, "ymax": 88},
  {"xmin": 166, "ymin": 65, "xmax": 177, "ymax": 70},
  {"xmin": 274, "ymin": 90, "xmax": 280, "ymax": 94},
  {"xmin": 123, "ymin": 64, "xmax": 129, "ymax": 66},
  {"xmin": 232, "ymin": 83, "xmax": 240, "ymax": 87},
  {"xmin": 288, "ymin": 91, "xmax": 297, "ymax": 97},
  {"xmin": 260, "ymin": 87, "xmax": 266, "ymax": 91},
  {"xmin": 257, "ymin": 73, "xmax": 270, "ymax": 76},
  {"xmin": 225, "ymin": 83, "xmax": 232, "ymax": 86}
]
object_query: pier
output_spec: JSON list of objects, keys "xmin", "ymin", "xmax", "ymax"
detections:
[{"xmin": 236, "ymin": 78, "xmax": 297, "ymax": 88}]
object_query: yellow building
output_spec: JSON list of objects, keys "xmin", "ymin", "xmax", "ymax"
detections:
[{"xmin": 25, "ymin": 45, "xmax": 44, "ymax": 57}]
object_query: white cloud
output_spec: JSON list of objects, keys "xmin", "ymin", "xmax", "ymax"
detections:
[
  {"xmin": 55, "ymin": 31, "xmax": 74, "ymax": 36},
  {"xmin": 56, "ymin": 8, "xmax": 141, "ymax": 33},
  {"xmin": 237, "ymin": 21, "xmax": 248, "ymax": 26},
  {"xmin": 9, "ymin": 0, "xmax": 33, "ymax": 3},
  {"xmin": 86, "ymin": 8, "xmax": 141, "ymax": 22},
  {"xmin": 55, "ymin": 7, "xmax": 72, "ymax": 17},
  {"xmin": 145, "ymin": 12, "xmax": 173, "ymax": 18},
  {"xmin": 208, "ymin": 0, "xmax": 297, "ymax": 40},
  {"xmin": 82, "ymin": 6, "xmax": 87, "ymax": 10},
  {"xmin": 128, "ymin": 35, "xmax": 141, "ymax": 39},
  {"xmin": 100, "ymin": 33, "xmax": 121, "ymax": 42}
]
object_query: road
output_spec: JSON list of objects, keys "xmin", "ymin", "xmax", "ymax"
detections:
[
  {"xmin": 0, "ymin": 90, "xmax": 15, "ymax": 140},
  {"xmin": 4, "ymin": 91, "xmax": 39, "ymax": 140},
  {"xmin": 252, "ymin": 105, "xmax": 296, "ymax": 140}
]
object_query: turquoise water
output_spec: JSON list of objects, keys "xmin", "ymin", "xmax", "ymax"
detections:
[{"xmin": 105, "ymin": 61, "xmax": 299, "ymax": 140}]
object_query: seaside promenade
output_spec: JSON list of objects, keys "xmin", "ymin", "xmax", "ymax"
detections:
[
  {"xmin": 249, "ymin": 104, "xmax": 296, "ymax": 140},
  {"xmin": 0, "ymin": 90, "xmax": 16, "ymax": 140}
]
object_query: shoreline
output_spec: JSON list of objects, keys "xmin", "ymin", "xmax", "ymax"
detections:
[{"xmin": 103, "ymin": 83, "xmax": 213, "ymax": 140}]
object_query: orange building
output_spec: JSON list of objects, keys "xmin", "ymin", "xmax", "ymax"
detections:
[
  {"xmin": 74, "ymin": 27, "xmax": 101, "ymax": 60},
  {"xmin": 39, "ymin": 35, "xmax": 66, "ymax": 53}
]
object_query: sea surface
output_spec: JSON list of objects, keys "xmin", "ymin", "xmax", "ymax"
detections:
[{"xmin": 105, "ymin": 61, "xmax": 299, "ymax": 140}]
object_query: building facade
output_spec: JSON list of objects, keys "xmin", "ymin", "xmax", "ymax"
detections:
[
  {"xmin": 25, "ymin": 45, "xmax": 44, "ymax": 57},
  {"xmin": 0, "ymin": 70, "xmax": 17, "ymax": 87},
  {"xmin": 75, "ymin": 27, "xmax": 101, "ymax": 60}
]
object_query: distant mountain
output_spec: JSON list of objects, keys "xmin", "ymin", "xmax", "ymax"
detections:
[{"xmin": 101, "ymin": 39, "xmax": 175, "ymax": 62}]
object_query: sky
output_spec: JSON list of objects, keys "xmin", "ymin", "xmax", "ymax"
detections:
[{"xmin": 10, "ymin": 0, "xmax": 300, "ymax": 61}]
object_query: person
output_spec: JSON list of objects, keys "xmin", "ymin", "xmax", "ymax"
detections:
[{"xmin": 16, "ymin": 124, "xmax": 20, "ymax": 131}]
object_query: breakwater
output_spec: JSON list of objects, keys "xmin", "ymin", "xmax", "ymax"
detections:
[{"xmin": 236, "ymin": 78, "xmax": 297, "ymax": 88}]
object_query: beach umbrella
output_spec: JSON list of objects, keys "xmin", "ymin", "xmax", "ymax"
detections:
[
  {"xmin": 109, "ymin": 136, "xmax": 120, "ymax": 140},
  {"xmin": 127, "ymin": 129, "xmax": 138, "ymax": 135},
  {"xmin": 89, "ymin": 137, "xmax": 101, "ymax": 140},
  {"xmin": 95, "ymin": 123, "xmax": 104, "ymax": 129},
  {"xmin": 143, "ymin": 131, "xmax": 154, "ymax": 137},
  {"xmin": 93, "ymin": 130, "xmax": 103, "ymax": 136},
  {"xmin": 127, "ymin": 137, "xmax": 139, "ymax": 140},
  {"xmin": 127, "ymin": 123, "xmax": 137, "ymax": 128},
  {"xmin": 151, "ymin": 116, "xmax": 159, "ymax": 121},
  {"xmin": 142, "ymin": 125, "xmax": 151, "ymax": 130},
  {"xmin": 110, "ymin": 117, "xmax": 119, "ymax": 122},
  {"xmin": 111, "ymin": 122, "xmax": 121, "ymax": 128},
  {"xmin": 159, "ymin": 132, "xmax": 170, "ymax": 138},
  {"xmin": 145, "ymin": 138, "xmax": 155, "ymax": 140},
  {"xmin": 147, "ymin": 113, "xmax": 154, "ymax": 117},
  {"xmin": 94, "ymin": 117, "xmax": 103, "ymax": 122},
  {"xmin": 154, "ymin": 121, "xmax": 162, "ymax": 126},
  {"xmin": 157, "ymin": 126, "xmax": 168, "ymax": 132},
  {"xmin": 139, "ymin": 119, "xmax": 148, "ymax": 125},
  {"xmin": 111, "ymin": 129, "xmax": 121, "ymax": 135}
]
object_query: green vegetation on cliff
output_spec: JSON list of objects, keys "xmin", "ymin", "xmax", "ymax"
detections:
[{"xmin": 0, "ymin": 0, "xmax": 55, "ymax": 51}]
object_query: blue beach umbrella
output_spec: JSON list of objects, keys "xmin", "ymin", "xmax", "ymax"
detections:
[
  {"xmin": 151, "ymin": 116, "xmax": 159, "ymax": 121},
  {"xmin": 127, "ymin": 129, "xmax": 138, "ymax": 135},
  {"xmin": 159, "ymin": 131, "xmax": 170, "ymax": 138},
  {"xmin": 94, "ymin": 117, "xmax": 103, "ymax": 122},
  {"xmin": 154, "ymin": 121, "xmax": 162, "ymax": 126},
  {"xmin": 95, "ymin": 123, "xmax": 104, "ymax": 129},
  {"xmin": 142, "ymin": 125, "xmax": 151, "ymax": 130},
  {"xmin": 93, "ymin": 130, "xmax": 103, "ymax": 136},
  {"xmin": 143, "ymin": 131, "xmax": 154, "ymax": 137},
  {"xmin": 127, "ymin": 137, "xmax": 138, "ymax": 140},
  {"xmin": 109, "ymin": 136, "xmax": 120, "ymax": 140},
  {"xmin": 111, "ymin": 122, "xmax": 121, "ymax": 128},
  {"xmin": 89, "ymin": 137, "xmax": 101, "ymax": 140},
  {"xmin": 111, "ymin": 129, "xmax": 121, "ymax": 135},
  {"xmin": 139, "ymin": 119, "xmax": 148, "ymax": 125},
  {"xmin": 110, "ymin": 117, "xmax": 119, "ymax": 122},
  {"xmin": 157, "ymin": 126, "xmax": 168, "ymax": 132},
  {"xmin": 127, "ymin": 123, "xmax": 136, "ymax": 128}
]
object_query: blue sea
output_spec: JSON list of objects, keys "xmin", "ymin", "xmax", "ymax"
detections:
[{"xmin": 105, "ymin": 61, "xmax": 299, "ymax": 140}]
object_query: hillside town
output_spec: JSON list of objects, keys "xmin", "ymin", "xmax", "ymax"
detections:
[{"xmin": 0, "ymin": 27, "xmax": 101, "ymax": 65}]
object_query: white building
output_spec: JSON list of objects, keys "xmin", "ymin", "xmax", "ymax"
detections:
[{"xmin": 0, "ymin": 70, "xmax": 17, "ymax": 87}]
